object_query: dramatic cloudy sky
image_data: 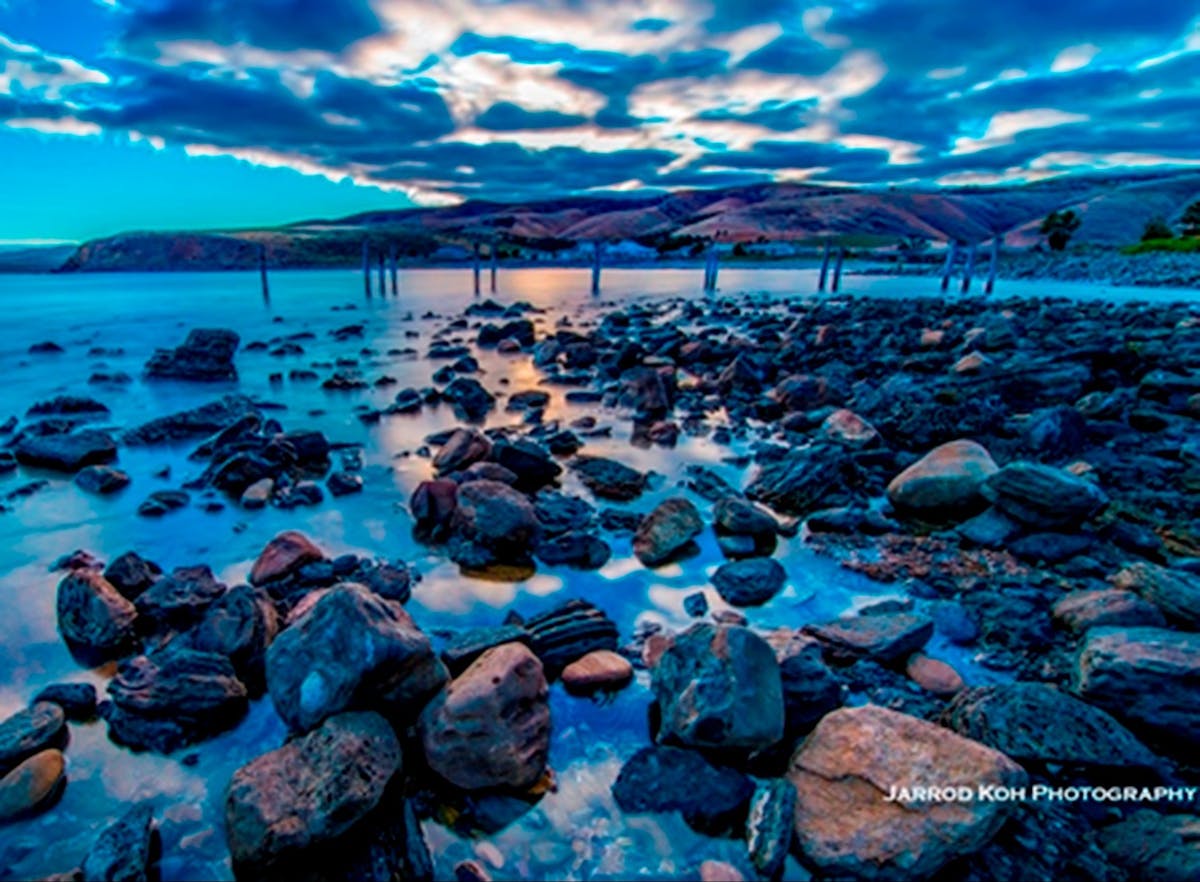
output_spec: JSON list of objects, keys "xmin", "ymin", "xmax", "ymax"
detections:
[{"xmin": 2, "ymin": 0, "xmax": 1199, "ymax": 241}]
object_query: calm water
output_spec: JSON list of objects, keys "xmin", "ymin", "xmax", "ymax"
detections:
[{"xmin": 0, "ymin": 267, "xmax": 1178, "ymax": 880}]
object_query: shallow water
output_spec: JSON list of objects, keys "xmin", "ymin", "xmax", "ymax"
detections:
[{"xmin": 0, "ymin": 267, "xmax": 1176, "ymax": 880}]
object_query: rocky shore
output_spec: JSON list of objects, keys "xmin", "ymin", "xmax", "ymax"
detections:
[{"xmin": 1, "ymin": 282, "xmax": 1199, "ymax": 881}]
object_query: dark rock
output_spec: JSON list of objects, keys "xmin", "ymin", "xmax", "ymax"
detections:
[
  {"xmin": 957, "ymin": 507, "xmax": 1021, "ymax": 548},
  {"xmin": 441, "ymin": 625, "xmax": 530, "ymax": 676},
  {"xmin": 1023, "ymin": 406, "xmax": 1088, "ymax": 457},
  {"xmin": 249, "ymin": 530, "xmax": 325, "ymax": 586},
  {"xmin": 326, "ymin": 471, "xmax": 363, "ymax": 496},
  {"xmin": 612, "ymin": 745, "xmax": 754, "ymax": 832},
  {"xmin": 1009, "ymin": 531, "xmax": 1094, "ymax": 564},
  {"xmin": 33, "ymin": 683, "xmax": 97, "ymax": 721},
  {"xmin": 27, "ymin": 396, "xmax": 110, "ymax": 419},
  {"xmin": 711, "ymin": 557, "xmax": 786, "ymax": 606},
  {"xmin": 441, "ymin": 377, "xmax": 495, "ymax": 422},
  {"xmin": 449, "ymin": 480, "xmax": 541, "ymax": 568},
  {"xmin": 103, "ymin": 552, "xmax": 162, "ymax": 601},
  {"xmin": 1114, "ymin": 562, "xmax": 1200, "ymax": 629},
  {"xmin": 773, "ymin": 634, "xmax": 842, "ymax": 735},
  {"xmin": 1101, "ymin": 810, "xmax": 1200, "ymax": 882},
  {"xmin": 81, "ymin": 804, "xmax": 158, "ymax": 882},
  {"xmin": 104, "ymin": 646, "xmax": 249, "ymax": 752},
  {"xmin": 570, "ymin": 455, "xmax": 647, "ymax": 501},
  {"xmin": 746, "ymin": 779, "xmax": 796, "ymax": 880},
  {"xmin": 433, "ymin": 427, "xmax": 492, "ymax": 474},
  {"xmin": 411, "ymin": 479, "xmax": 458, "ymax": 538},
  {"xmin": 191, "ymin": 585, "xmax": 279, "ymax": 692},
  {"xmin": 745, "ymin": 445, "xmax": 845, "ymax": 516},
  {"xmin": 134, "ymin": 564, "xmax": 226, "ymax": 629},
  {"xmin": 124, "ymin": 395, "xmax": 259, "ymax": 446},
  {"xmin": 524, "ymin": 599, "xmax": 618, "ymax": 675},
  {"xmin": 56, "ymin": 569, "xmax": 138, "ymax": 657},
  {"xmin": 982, "ymin": 462, "xmax": 1109, "ymax": 528},
  {"xmin": 266, "ymin": 584, "xmax": 447, "ymax": 732},
  {"xmin": 804, "ymin": 613, "xmax": 934, "ymax": 665},
  {"xmin": 534, "ymin": 531, "xmax": 611, "ymax": 569},
  {"xmin": 144, "ymin": 328, "xmax": 239, "ymax": 382},
  {"xmin": 75, "ymin": 465, "xmax": 131, "ymax": 494},
  {"xmin": 634, "ymin": 497, "xmax": 703, "ymax": 566},
  {"xmin": 14, "ymin": 429, "xmax": 117, "ymax": 472},
  {"xmin": 653, "ymin": 623, "xmax": 784, "ymax": 750},
  {"xmin": 684, "ymin": 592, "xmax": 709, "ymax": 617},
  {"xmin": 533, "ymin": 492, "xmax": 594, "ymax": 536},
  {"xmin": 0, "ymin": 703, "xmax": 66, "ymax": 777},
  {"xmin": 932, "ymin": 602, "xmax": 979, "ymax": 645},
  {"xmin": 29, "ymin": 341, "xmax": 64, "ymax": 354},
  {"xmin": 491, "ymin": 439, "xmax": 562, "ymax": 491},
  {"xmin": 136, "ymin": 490, "xmax": 189, "ymax": 517}
]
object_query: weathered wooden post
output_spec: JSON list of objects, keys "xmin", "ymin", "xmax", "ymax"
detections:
[
  {"xmin": 489, "ymin": 242, "xmax": 498, "ymax": 293},
  {"xmin": 818, "ymin": 239, "xmax": 832, "ymax": 291},
  {"xmin": 472, "ymin": 242, "xmax": 481, "ymax": 296},
  {"xmin": 705, "ymin": 243, "xmax": 720, "ymax": 291},
  {"xmin": 591, "ymin": 241, "xmax": 603, "ymax": 294},
  {"xmin": 831, "ymin": 246, "xmax": 845, "ymax": 292},
  {"xmin": 362, "ymin": 239, "xmax": 372, "ymax": 297},
  {"xmin": 258, "ymin": 243, "xmax": 269, "ymax": 303},
  {"xmin": 377, "ymin": 250, "xmax": 386, "ymax": 295},
  {"xmin": 961, "ymin": 244, "xmax": 977, "ymax": 294},
  {"xmin": 985, "ymin": 237, "xmax": 1000, "ymax": 294},
  {"xmin": 389, "ymin": 244, "xmax": 398, "ymax": 296},
  {"xmin": 940, "ymin": 240, "xmax": 958, "ymax": 292}
]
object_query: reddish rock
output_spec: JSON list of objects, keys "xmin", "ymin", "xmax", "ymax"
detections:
[
  {"xmin": 905, "ymin": 653, "xmax": 964, "ymax": 696},
  {"xmin": 0, "ymin": 749, "xmax": 65, "ymax": 821},
  {"xmin": 561, "ymin": 650, "xmax": 633, "ymax": 694},
  {"xmin": 1052, "ymin": 589, "xmax": 1166, "ymax": 632},
  {"xmin": 249, "ymin": 531, "xmax": 325, "ymax": 586},
  {"xmin": 886, "ymin": 439, "xmax": 998, "ymax": 515}
]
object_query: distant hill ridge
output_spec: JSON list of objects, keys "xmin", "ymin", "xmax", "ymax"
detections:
[{"xmin": 53, "ymin": 169, "xmax": 1200, "ymax": 272}]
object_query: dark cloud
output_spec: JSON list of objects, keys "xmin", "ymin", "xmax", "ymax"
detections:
[
  {"xmin": 739, "ymin": 34, "xmax": 838, "ymax": 76},
  {"xmin": 475, "ymin": 101, "xmax": 586, "ymax": 130}
]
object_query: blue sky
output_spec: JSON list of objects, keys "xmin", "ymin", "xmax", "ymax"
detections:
[{"xmin": 1, "ymin": 0, "xmax": 1198, "ymax": 242}]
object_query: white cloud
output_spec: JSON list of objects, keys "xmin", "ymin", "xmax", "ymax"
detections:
[
  {"xmin": 1050, "ymin": 43, "xmax": 1099, "ymax": 73},
  {"xmin": 5, "ymin": 116, "xmax": 102, "ymax": 136},
  {"xmin": 952, "ymin": 108, "xmax": 1089, "ymax": 155}
]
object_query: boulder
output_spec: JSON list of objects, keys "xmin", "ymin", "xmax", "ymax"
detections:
[
  {"xmin": 225, "ymin": 712, "xmax": 401, "ymax": 868},
  {"xmin": 711, "ymin": 557, "xmax": 786, "ymax": 606},
  {"xmin": 191, "ymin": 584, "xmax": 279, "ymax": 691},
  {"xmin": 144, "ymin": 328, "xmax": 239, "ymax": 382},
  {"xmin": 133, "ymin": 564, "xmax": 226, "ymax": 629},
  {"xmin": 0, "ymin": 703, "xmax": 66, "ymax": 777},
  {"xmin": 103, "ymin": 552, "xmax": 162, "ymax": 601},
  {"xmin": 653, "ymin": 624, "xmax": 784, "ymax": 751},
  {"xmin": 787, "ymin": 705, "xmax": 1026, "ymax": 882},
  {"xmin": 419, "ymin": 642, "xmax": 550, "ymax": 791},
  {"xmin": 104, "ymin": 646, "xmax": 249, "ymax": 752},
  {"xmin": 634, "ymin": 498, "xmax": 703, "ymax": 566},
  {"xmin": 491, "ymin": 439, "xmax": 562, "ymax": 491},
  {"xmin": 804, "ymin": 613, "xmax": 934, "ymax": 665},
  {"xmin": 0, "ymin": 749, "xmax": 65, "ymax": 821},
  {"xmin": 56, "ymin": 569, "xmax": 138, "ymax": 656},
  {"xmin": 1114, "ymin": 562, "xmax": 1200, "ymax": 629},
  {"xmin": 14, "ymin": 430, "xmax": 117, "ymax": 472},
  {"xmin": 449, "ymin": 480, "xmax": 540, "ymax": 568},
  {"xmin": 433, "ymin": 428, "xmax": 492, "ymax": 474},
  {"xmin": 74, "ymin": 465, "xmax": 131, "ymax": 494},
  {"xmin": 570, "ymin": 455, "xmax": 647, "ymax": 501},
  {"xmin": 982, "ymin": 462, "xmax": 1108, "ymax": 528},
  {"xmin": 1076, "ymin": 627, "xmax": 1200, "ymax": 746},
  {"xmin": 266, "ymin": 584, "xmax": 447, "ymax": 733},
  {"xmin": 524, "ymin": 599, "xmax": 619, "ymax": 675},
  {"xmin": 612, "ymin": 744, "xmax": 754, "ymax": 832},
  {"xmin": 886, "ymin": 439, "xmax": 998, "ymax": 515},
  {"xmin": 1052, "ymin": 589, "xmax": 1166, "ymax": 632},
  {"xmin": 249, "ymin": 531, "xmax": 325, "ymax": 586},
  {"xmin": 81, "ymin": 804, "xmax": 158, "ymax": 882}
]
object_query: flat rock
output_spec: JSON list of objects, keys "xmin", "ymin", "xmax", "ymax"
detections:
[
  {"xmin": 74, "ymin": 465, "xmax": 130, "ymax": 494},
  {"xmin": 982, "ymin": 462, "xmax": 1108, "ymax": 528},
  {"xmin": 1114, "ymin": 562, "xmax": 1200, "ymax": 629},
  {"xmin": 14, "ymin": 430, "xmax": 117, "ymax": 472},
  {"xmin": 570, "ymin": 456, "xmax": 647, "ymax": 501},
  {"xmin": 804, "ymin": 613, "xmax": 934, "ymax": 665},
  {"xmin": 787, "ymin": 704, "xmax": 1027, "ymax": 882},
  {"xmin": 0, "ymin": 703, "xmax": 66, "ymax": 777},
  {"xmin": 1052, "ymin": 589, "xmax": 1166, "ymax": 632},
  {"xmin": 0, "ymin": 749, "xmax": 65, "ymax": 821},
  {"xmin": 561, "ymin": 650, "xmax": 633, "ymax": 694}
]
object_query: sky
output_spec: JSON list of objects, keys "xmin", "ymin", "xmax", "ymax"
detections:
[{"xmin": 1, "ymin": 0, "xmax": 1199, "ymax": 242}]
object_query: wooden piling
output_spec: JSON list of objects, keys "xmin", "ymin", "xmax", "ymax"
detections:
[
  {"xmin": 940, "ymin": 241, "xmax": 958, "ymax": 292},
  {"xmin": 705, "ymin": 243, "xmax": 719, "ymax": 291},
  {"xmin": 961, "ymin": 244, "xmax": 977, "ymax": 294},
  {"xmin": 362, "ymin": 239, "xmax": 372, "ymax": 297},
  {"xmin": 378, "ymin": 250, "xmax": 386, "ymax": 295},
  {"xmin": 818, "ymin": 240, "xmax": 832, "ymax": 291},
  {"xmin": 258, "ymin": 243, "xmax": 269, "ymax": 302},
  {"xmin": 489, "ymin": 243, "xmax": 498, "ymax": 293},
  {"xmin": 985, "ymin": 237, "xmax": 1000, "ymax": 294},
  {"xmin": 831, "ymin": 246, "xmax": 845, "ymax": 292},
  {"xmin": 472, "ymin": 243, "xmax": 481, "ymax": 296},
  {"xmin": 591, "ymin": 241, "xmax": 603, "ymax": 294},
  {"xmin": 389, "ymin": 245, "xmax": 398, "ymax": 296}
]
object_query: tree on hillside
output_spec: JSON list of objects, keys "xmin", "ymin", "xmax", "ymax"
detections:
[
  {"xmin": 1182, "ymin": 200, "xmax": 1200, "ymax": 237},
  {"xmin": 1141, "ymin": 216, "xmax": 1175, "ymax": 242},
  {"xmin": 1040, "ymin": 210, "xmax": 1082, "ymax": 251},
  {"xmin": 896, "ymin": 235, "xmax": 929, "ymax": 272}
]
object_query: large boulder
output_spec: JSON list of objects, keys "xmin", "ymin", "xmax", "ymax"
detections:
[
  {"xmin": 419, "ymin": 642, "xmax": 550, "ymax": 791},
  {"xmin": 633, "ymin": 497, "xmax": 703, "ymax": 566},
  {"xmin": 225, "ymin": 712, "xmax": 401, "ymax": 868},
  {"xmin": 1075, "ymin": 626, "xmax": 1200, "ymax": 746},
  {"xmin": 14, "ymin": 429, "xmax": 117, "ymax": 472},
  {"xmin": 449, "ymin": 480, "xmax": 541, "ymax": 568},
  {"xmin": 653, "ymin": 624, "xmax": 784, "ymax": 751},
  {"xmin": 144, "ymin": 328, "xmax": 239, "ymax": 382},
  {"xmin": 1113, "ymin": 562, "xmax": 1200, "ymax": 629},
  {"xmin": 266, "ymin": 583, "xmax": 447, "ymax": 733},
  {"xmin": 56, "ymin": 569, "xmax": 138, "ymax": 657},
  {"xmin": 886, "ymin": 439, "xmax": 998, "ymax": 516},
  {"xmin": 981, "ymin": 462, "xmax": 1108, "ymax": 528},
  {"xmin": 249, "ymin": 531, "xmax": 325, "ymax": 586},
  {"xmin": 787, "ymin": 704, "xmax": 1027, "ymax": 882},
  {"xmin": 104, "ymin": 646, "xmax": 249, "ymax": 752},
  {"xmin": 133, "ymin": 564, "xmax": 227, "ymax": 630},
  {"xmin": 191, "ymin": 584, "xmax": 279, "ymax": 691}
]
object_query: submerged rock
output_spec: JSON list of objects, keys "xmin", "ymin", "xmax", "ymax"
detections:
[
  {"xmin": 14, "ymin": 429, "xmax": 117, "ymax": 472},
  {"xmin": 612, "ymin": 745, "xmax": 754, "ymax": 832},
  {"xmin": 225, "ymin": 711, "xmax": 401, "ymax": 868},
  {"xmin": 81, "ymin": 804, "xmax": 159, "ymax": 882},
  {"xmin": 144, "ymin": 328, "xmax": 239, "ymax": 382},
  {"xmin": 420, "ymin": 642, "xmax": 550, "ymax": 791},
  {"xmin": 787, "ymin": 704, "xmax": 1026, "ymax": 882}
]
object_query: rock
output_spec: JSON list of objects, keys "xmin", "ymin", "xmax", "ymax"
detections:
[
  {"xmin": 711, "ymin": 557, "xmax": 786, "ymax": 606},
  {"xmin": 1101, "ymin": 810, "xmax": 1200, "ymax": 882},
  {"xmin": 804, "ymin": 613, "xmax": 934, "ymax": 665},
  {"xmin": 534, "ymin": 531, "xmax": 611, "ymax": 569},
  {"xmin": 561, "ymin": 650, "xmax": 633, "ymax": 694},
  {"xmin": 771, "ymin": 373, "xmax": 832, "ymax": 411},
  {"xmin": 744, "ymin": 445, "xmax": 845, "ymax": 516},
  {"xmin": 1052, "ymin": 589, "xmax": 1167, "ymax": 632},
  {"xmin": 492, "ymin": 439, "xmax": 562, "ymax": 492},
  {"xmin": 773, "ymin": 633, "xmax": 842, "ymax": 735},
  {"xmin": 904, "ymin": 654, "xmax": 963, "ymax": 696},
  {"xmin": 942, "ymin": 682, "xmax": 1162, "ymax": 775},
  {"xmin": 788, "ymin": 705, "xmax": 1027, "ymax": 882},
  {"xmin": 982, "ymin": 462, "xmax": 1108, "ymax": 528},
  {"xmin": 27, "ymin": 395, "xmax": 109, "ymax": 419},
  {"xmin": 449, "ymin": 480, "xmax": 541, "ymax": 568},
  {"xmin": 1076, "ymin": 626, "xmax": 1200, "ymax": 746},
  {"xmin": 29, "ymin": 341, "xmax": 64, "ymax": 354},
  {"xmin": 56, "ymin": 569, "xmax": 138, "ymax": 657},
  {"xmin": 455, "ymin": 859, "xmax": 493, "ymax": 882},
  {"xmin": 225, "ymin": 712, "xmax": 401, "ymax": 868},
  {"xmin": 441, "ymin": 625, "xmax": 530, "ymax": 675},
  {"xmin": 419, "ymin": 642, "xmax": 550, "ymax": 791},
  {"xmin": 103, "ymin": 552, "xmax": 161, "ymax": 601},
  {"xmin": 249, "ymin": 531, "xmax": 325, "ymax": 586},
  {"xmin": 886, "ymin": 439, "xmax": 998, "ymax": 516},
  {"xmin": 14, "ymin": 430, "xmax": 118, "ymax": 472},
  {"xmin": 1114, "ymin": 562, "xmax": 1200, "ymax": 629},
  {"xmin": 746, "ymin": 779, "xmax": 795, "ymax": 880},
  {"xmin": 241, "ymin": 477, "xmax": 273, "ymax": 508},
  {"xmin": 33, "ymin": 683, "xmax": 97, "ymax": 721},
  {"xmin": 441, "ymin": 377, "xmax": 495, "ymax": 422},
  {"xmin": 74, "ymin": 465, "xmax": 131, "ymax": 494},
  {"xmin": 266, "ymin": 584, "xmax": 447, "ymax": 733},
  {"xmin": 570, "ymin": 456, "xmax": 647, "ymax": 501},
  {"xmin": 81, "ymin": 804, "xmax": 158, "ymax": 882},
  {"xmin": 534, "ymin": 492, "xmax": 595, "ymax": 537},
  {"xmin": 411, "ymin": 479, "xmax": 458, "ymax": 537},
  {"xmin": 684, "ymin": 592, "xmax": 709, "ymax": 617},
  {"xmin": 0, "ymin": 703, "xmax": 66, "ymax": 777},
  {"xmin": 144, "ymin": 328, "xmax": 239, "ymax": 382},
  {"xmin": 191, "ymin": 585, "xmax": 279, "ymax": 691},
  {"xmin": 699, "ymin": 861, "xmax": 746, "ymax": 882},
  {"xmin": 821, "ymin": 409, "xmax": 880, "ymax": 446},
  {"xmin": 612, "ymin": 745, "xmax": 754, "ymax": 832},
  {"xmin": 0, "ymin": 749, "xmax": 65, "ymax": 821},
  {"xmin": 713, "ymin": 496, "xmax": 776, "ymax": 536},
  {"xmin": 433, "ymin": 428, "xmax": 492, "ymax": 474},
  {"xmin": 104, "ymin": 647, "xmax": 249, "ymax": 752},
  {"xmin": 124, "ymin": 395, "xmax": 258, "ymax": 446},
  {"xmin": 634, "ymin": 497, "xmax": 703, "ymax": 566},
  {"xmin": 136, "ymin": 490, "xmax": 189, "ymax": 517},
  {"xmin": 653, "ymin": 624, "xmax": 784, "ymax": 751},
  {"xmin": 325, "ymin": 471, "xmax": 363, "ymax": 497},
  {"xmin": 1023, "ymin": 405, "xmax": 1088, "ymax": 457},
  {"xmin": 524, "ymin": 599, "xmax": 619, "ymax": 675},
  {"xmin": 134, "ymin": 564, "xmax": 226, "ymax": 629}
]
